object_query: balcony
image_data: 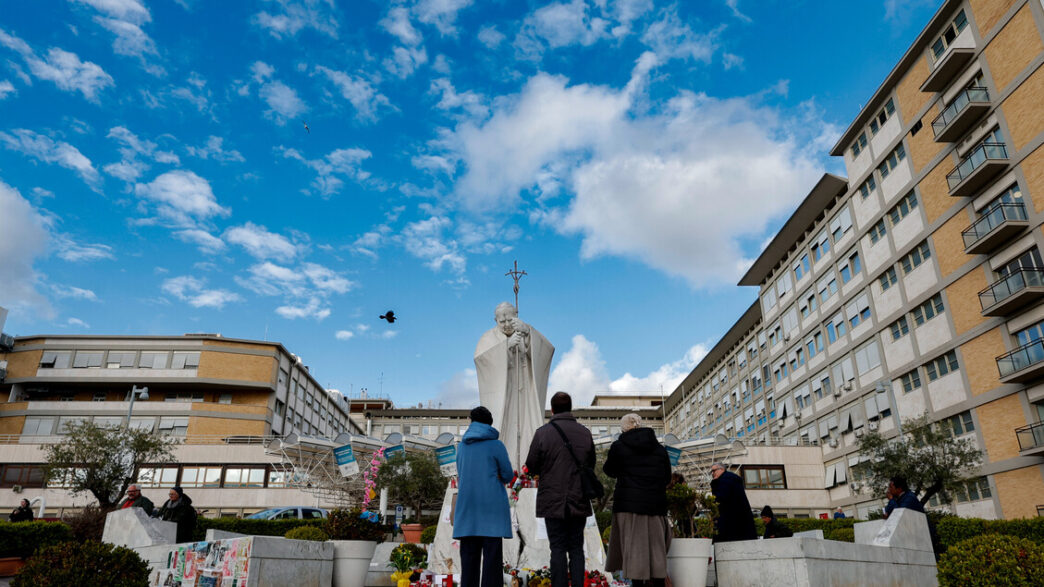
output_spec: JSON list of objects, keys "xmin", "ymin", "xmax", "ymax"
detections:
[
  {"xmin": 947, "ymin": 142, "xmax": 1009, "ymax": 197},
  {"xmin": 921, "ymin": 48, "xmax": 976, "ymax": 92},
  {"xmin": 997, "ymin": 339, "xmax": 1044, "ymax": 383},
  {"xmin": 979, "ymin": 268, "xmax": 1044, "ymax": 316},
  {"xmin": 962, "ymin": 203, "xmax": 1029, "ymax": 255},
  {"xmin": 1016, "ymin": 421, "xmax": 1044, "ymax": 456},
  {"xmin": 933, "ymin": 87, "xmax": 990, "ymax": 143}
]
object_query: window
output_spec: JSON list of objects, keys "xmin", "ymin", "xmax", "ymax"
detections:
[
  {"xmin": 158, "ymin": 417, "xmax": 189, "ymax": 436},
  {"xmin": 137, "ymin": 466, "xmax": 178, "ymax": 488},
  {"xmin": 106, "ymin": 352, "xmax": 136, "ymax": 368},
  {"xmin": 165, "ymin": 392, "xmax": 204, "ymax": 403},
  {"xmin": 129, "ymin": 417, "xmax": 155, "ymax": 432},
  {"xmin": 180, "ymin": 466, "xmax": 222, "ymax": 488},
  {"xmin": 800, "ymin": 290, "xmax": 818, "ymax": 318},
  {"xmin": 954, "ymin": 477, "xmax": 991, "ymax": 503},
  {"xmin": 912, "ymin": 293, "xmax": 945, "ymax": 325},
  {"xmin": 72, "ymin": 351, "xmax": 103, "ymax": 368},
  {"xmin": 807, "ymin": 332, "xmax": 824, "ymax": 359},
  {"xmin": 890, "ymin": 316, "xmax": 910, "ymax": 340},
  {"xmin": 925, "ymin": 350, "xmax": 959, "ymax": 381},
  {"xmin": 846, "ymin": 293, "xmax": 872, "ymax": 328},
  {"xmin": 870, "ymin": 98, "xmax": 896, "ymax": 135},
  {"xmin": 218, "ymin": 393, "xmax": 232, "ymax": 405},
  {"xmin": 224, "ymin": 467, "xmax": 266, "ymax": 488},
  {"xmin": 942, "ymin": 411, "xmax": 975, "ymax": 437},
  {"xmin": 900, "ymin": 369, "xmax": 921, "ymax": 393},
  {"xmin": 22, "ymin": 416, "xmax": 57, "ymax": 435},
  {"xmin": 879, "ymin": 267, "xmax": 898, "ymax": 291},
  {"xmin": 92, "ymin": 392, "xmax": 107, "ymax": 402},
  {"xmin": 851, "ymin": 132, "xmax": 868, "ymax": 158},
  {"xmin": 811, "ymin": 230, "xmax": 831, "ymax": 261},
  {"xmin": 139, "ymin": 351, "xmax": 168, "ymax": 369},
  {"xmin": 900, "ymin": 241, "xmax": 932, "ymax": 274},
  {"xmin": 830, "ymin": 207, "xmax": 854, "ymax": 243},
  {"xmin": 794, "ymin": 254, "xmax": 810, "ymax": 281},
  {"xmin": 931, "ymin": 9, "xmax": 968, "ymax": 60},
  {"xmin": 889, "ymin": 191, "xmax": 919, "ymax": 225},
  {"xmin": 267, "ymin": 467, "xmax": 292, "ymax": 488},
  {"xmin": 818, "ymin": 274, "xmax": 838, "ymax": 302},
  {"xmin": 878, "ymin": 142, "xmax": 907, "ymax": 180},
  {"xmin": 854, "ymin": 341, "xmax": 882, "ymax": 374},
  {"xmin": 776, "ymin": 273, "xmax": 792, "ymax": 300},
  {"xmin": 998, "ymin": 248, "xmax": 1043, "ymax": 278},
  {"xmin": 839, "ymin": 251, "xmax": 862, "ymax": 284},
  {"xmin": 39, "ymin": 351, "xmax": 72, "ymax": 369},
  {"xmin": 741, "ymin": 465, "xmax": 787, "ymax": 489},
  {"xmin": 859, "ymin": 174, "xmax": 877, "ymax": 199},
  {"xmin": 171, "ymin": 351, "xmax": 200, "ymax": 369},
  {"xmin": 94, "ymin": 416, "xmax": 123, "ymax": 428},
  {"xmin": 869, "ymin": 218, "xmax": 887, "ymax": 245},
  {"xmin": 763, "ymin": 286, "xmax": 777, "ymax": 312},
  {"xmin": 910, "ymin": 119, "xmax": 923, "ymax": 136},
  {"xmin": 0, "ymin": 465, "xmax": 45, "ymax": 488},
  {"xmin": 57, "ymin": 416, "xmax": 87, "ymax": 433},
  {"xmin": 826, "ymin": 311, "xmax": 847, "ymax": 343}
]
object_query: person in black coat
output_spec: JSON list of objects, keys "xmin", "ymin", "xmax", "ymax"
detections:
[
  {"xmin": 155, "ymin": 486, "xmax": 197, "ymax": 543},
  {"xmin": 9, "ymin": 499, "xmax": 33, "ymax": 522},
  {"xmin": 760, "ymin": 506, "xmax": 792, "ymax": 539},
  {"xmin": 709, "ymin": 463, "xmax": 757, "ymax": 542},
  {"xmin": 603, "ymin": 413, "xmax": 672, "ymax": 587}
]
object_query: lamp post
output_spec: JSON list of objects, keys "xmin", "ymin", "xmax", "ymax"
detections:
[
  {"xmin": 875, "ymin": 380, "xmax": 902, "ymax": 437},
  {"xmin": 124, "ymin": 385, "xmax": 149, "ymax": 429}
]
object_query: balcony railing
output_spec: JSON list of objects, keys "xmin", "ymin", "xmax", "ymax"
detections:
[
  {"xmin": 979, "ymin": 268, "xmax": 1044, "ymax": 315},
  {"xmin": 1016, "ymin": 421, "xmax": 1044, "ymax": 454},
  {"xmin": 933, "ymin": 87, "xmax": 990, "ymax": 142},
  {"xmin": 962, "ymin": 203, "xmax": 1028, "ymax": 254},
  {"xmin": 997, "ymin": 339, "xmax": 1044, "ymax": 382},
  {"xmin": 947, "ymin": 142, "xmax": 1009, "ymax": 197}
]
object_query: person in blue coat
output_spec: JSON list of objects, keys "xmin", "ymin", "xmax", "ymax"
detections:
[{"xmin": 454, "ymin": 406, "xmax": 514, "ymax": 587}]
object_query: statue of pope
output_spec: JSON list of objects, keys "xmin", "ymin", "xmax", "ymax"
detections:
[{"xmin": 474, "ymin": 302, "xmax": 555, "ymax": 470}]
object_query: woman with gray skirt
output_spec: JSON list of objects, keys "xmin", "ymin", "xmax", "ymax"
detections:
[{"xmin": 602, "ymin": 413, "xmax": 673, "ymax": 587}]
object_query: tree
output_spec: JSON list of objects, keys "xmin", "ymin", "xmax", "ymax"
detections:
[
  {"xmin": 854, "ymin": 414, "xmax": 983, "ymax": 506},
  {"xmin": 42, "ymin": 420, "xmax": 177, "ymax": 510},
  {"xmin": 376, "ymin": 451, "xmax": 447, "ymax": 522},
  {"xmin": 593, "ymin": 447, "xmax": 616, "ymax": 514}
]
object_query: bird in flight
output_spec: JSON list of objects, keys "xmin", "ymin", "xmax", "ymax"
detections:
[
  {"xmin": 379, "ymin": 311, "xmax": 396, "ymax": 323},
  {"xmin": 303, "ymin": 121, "xmax": 310, "ymax": 133}
]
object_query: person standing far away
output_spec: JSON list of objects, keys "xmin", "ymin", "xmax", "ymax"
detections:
[
  {"xmin": 9, "ymin": 498, "xmax": 33, "ymax": 522},
  {"xmin": 709, "ymin": 463, "xmax": 757, "ymax": 542},
  {"xmin": 603, "ymin": 413, "xmax": 672, "ymax": 587},
  {"xmin": 760, "ymin": 506, "xmax": 793, "ymax": 539},
  {"xmin": 155, "ymin": 486, "xmax": 197, "ymax": 543},
  {"xmin": 453, "ymin": 406, "xmax": 514, "ymax": 587},
  {"xmin": 118, "ymin": 483, "xmax": 155, "ymax": 516},
  {"xmin": 525, "ymin": 391, "xmax": 595, "ymax": 587},
  {"xmin": 833, "ymin": 507, "xmax": 846, "ymax": 519}
]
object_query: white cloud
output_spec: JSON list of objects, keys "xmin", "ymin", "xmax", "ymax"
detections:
[
  {"xmin": 379, "ymin": 330, "xmax": 398, "ymax": 339},
  {"xmin": 335, "ymin": 330, "xmax": 354, "ymax": 340},
  {"xmin": 104, "ymin": 126, "xmax": 179, "ymax": 182},
  {"xmin": 431, "ymin": 78, "xmax": 488, "ymax": 120},
  {"xmin": 385, "ymin": 45, "xmax": 428, "ymax": 78},
  {"xmin": 0, "ymin": 180, "xmax": 54, "ymax": 318},
  {"xmin": 236, "ymin": 261, "xmax": 306, "ymax": 296},
  {"xmin": 380, "ymin": 8, "xmax": 427, "ymax": 78},
  {"xmin": 53, "ymin": 234, "xmax": 115, "ymax": 262},
  {"xmin": 723, "ymin": 52, "xmax": 744, "ymax": 70},
  {"xmin": 608, "ymin": 0, "xmax": 654, "ymax": 37},
  {"xmin": 278, "ymin": 146, "xmax": 372, "ymax": 196},
  {"xmin": 161, "ymin": 275, "xmax": 241, "ymax": 308},
  {"xmin": 71, "ymin": 0, "xmax": 151, "ymax": 24},
  {"xmin": 66, "ymin": 317, "xmax": 90, "ymax": 328},
  {"xmin": 0, "ymin": 129, "xmax": 101, "ymax": 188},
  {"xmin": 247, "ymin": 62, "xmax": 306, "ymax": 124},
  {"xmin": 224, "ymin": 222, "xmax": 298, "ymax": 261},
  {"xmin": 173, "ymin": 229, "xmax": 226, "ymax": 253},
  {"xmin": 0, "ymin": 80, "xmax": 15, "ymax": 99},
  {"xmin": 514, "ymin": 0, "xmax": 610, "ymax": 58},
  {"xmin": 186, "ymin": 136, "xmax": 244, "ymax": 162},
  {"xmin": 0, "ymin": 28, "xmax": 114, "ymax": 101},
  {"xmin": 381, "ymin": 7, "xmax": 422, "ymax": 46},
  {"xmin": 52, "ymin": 285, "xmax": 98, "ymax": 301},
  {"xmin": 253, "ymin": 0, "xmax": 339, "ymax": 39},
  {"xmin": 236, "ymin": 261, "xmax": 353, "ymax": 319},
  {"xmin": 640, "ymin": 8, "xmax": 718, "ymax": 63},
  {"xmin": 725, "ymin": 0, "xmax": 752, "ymax": 23},
  {"xmin": 413, "ymin": 0, "xmax": 473, "ymax": 35},
  {"xmin": 476, "ymin": 26, "xmax": 504, "ymax": 48},
  {"xmin": 94, "ymin": 16, "xmax": 160, "ymax": 63},
  {"xmin": 134, "ymin": 170, "xmax": 230, "ymax": 227},
  {"xmin": 884, "ymin": 0, "xmax": 935, "ymax": 22},
  {"xmin": 315, "ymin": 65, "xmax": 390, "ymax": 122},
  {"xmin": 401, "ymin": 216, "xmax": 467, "ymax": 281},
  {"xmin": 434, "ymin": 368, "xmax": 480, "ymax": 408},
  {"xmin": 276, "ymin": 296, "xmax": 331, "ymax": 320},
  {"xmin": 438, "ymin": 55, "xmax": 828, "ymax": 287},
  {"xmin": 302, "ymin": 262, "xmax": 354, "ymax": 293}
]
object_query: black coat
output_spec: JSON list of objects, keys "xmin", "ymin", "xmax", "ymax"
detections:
[
  {"xmin": 525, "ymin": 413, "xmax": 595, "ymax": 519},
  {"xmin": 157, "ymin": 494, "xmax": 197, "ymax": 543},
  {"xmin": 710, "ymin": 470, "xmax": 757, "ymax": 542},
  {"xmin": 763, "ymin": 517, "xmax": 793, "ymax": 539},
  {"xmin": 9, "ymin": 505, "xmax": 33, "ymax": 522},
  {"xmin": 603, "ymin": 428, "xmax": 671, "ymax": 516}
]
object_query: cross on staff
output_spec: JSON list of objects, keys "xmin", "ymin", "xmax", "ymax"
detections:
[{"xmin": 504, "ymin": 260, "xmax": 527, "ymax": 312}]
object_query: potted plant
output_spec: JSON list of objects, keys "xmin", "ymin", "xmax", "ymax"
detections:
[
  {"xmin": 400, "ymin": 517, "xmax": 424, "ymax": 543},
  {"xmin": 325, "ymin": 508, "xmax": 386, "ymax": 587},
  {"xmin": 665, "ymin": 482, "xmax": 717, "ymax": 587},
  {"xmin": 388, "ymin": 542, "xmax": 427, "ymax": 586}
]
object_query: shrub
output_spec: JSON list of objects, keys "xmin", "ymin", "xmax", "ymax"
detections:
[
  {"xmin": 192, "ymin": 517, "xmax": 324, "ymax": 542},
  {"xmin": 826, "ymin": 527, "xmax": 855, "ymax": 543},
  {"xmin": 601, "ymin": 525, "xmax": 611, "ymax": 548},
  {"xmin": 937, "ymin": 534, "xmax": 1044, "ymax": 587},
  {"xmin": 325, "ymin": 508, "xmax": 386, "ymax": 542},
  {"xmin": 63, "ymin": 505, "xmax": 109, "ymax": 542},
  {"xmin": 0, "ymin": 521, "xmax": 73, "ymax": 559},
  {"xmin": 595, "ymin": 510, "xmax": 612, "ymax": 534},
  {"xmin": 420, "ymin": 525, "xmax": 437, "ymax": 545},
  {"xmin": 936, "ymin": 517, "xmax": 1044, "ymax": 549},
  {"xmin": 284, "ymin": 526, "xmax": 329, "ymax": 541},
  {"xmin": 389, "ymin": 542, "xmax": 427, "ymax": 572},
  {"xmin": 12, "ymin": 540, "xmax": 149, "ymax": 587}
]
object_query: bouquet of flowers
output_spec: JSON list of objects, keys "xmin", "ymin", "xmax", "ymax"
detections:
[{"xmin": 508, "ymin": 466, "xmax": 536, "ymax": 502}]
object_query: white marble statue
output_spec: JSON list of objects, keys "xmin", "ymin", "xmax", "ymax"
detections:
[{"xmin": 474, "ymin": 302, "xmax": 554, "ymax": 470}]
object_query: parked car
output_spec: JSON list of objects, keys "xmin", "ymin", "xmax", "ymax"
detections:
[{"xmin": 245, "ymin": 506, "xmax": 328, "ymax": 520}]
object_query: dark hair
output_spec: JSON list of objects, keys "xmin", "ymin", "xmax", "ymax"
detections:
[
  {"xmin": 171, "ymin": 486, "xmax": 184, "ymax": 499},
  {"xmin": 470, "ymin": 406, "xmax": 493, "ymax": 425},
  {"xmin": 550, "ymin": 392, "xmax": 572, "ymax": 414},
  {"xmin": 889, "ymin": 476, "xmax": 909, "ymax": 492},
  {"xmin": 760, "ymin": 505, "xmax": 774, "ymax": 518}
]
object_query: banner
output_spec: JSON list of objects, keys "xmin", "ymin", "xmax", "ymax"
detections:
[
  {"xmin": 435, "ymin": 445, "xmax": 457, "ymax": 477},
  {"xmin": 333, "ymin": 444, "xmax": 359, "ymax": 477},
  {"xmin": 384, "ymin": 444, "xmax": 405, "ymax": 461},
  {"xmin": 665, "ymin": 445, "xmax": 682, "ymax": 467}
]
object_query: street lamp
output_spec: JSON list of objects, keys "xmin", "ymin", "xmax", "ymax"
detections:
[
  {"xmin": 875, "ymin": 380, "xmax": 902, "ymax": 437},
  {"xmin": 124, "ymin": 385, "xmax": 149, "ymax": 429}
]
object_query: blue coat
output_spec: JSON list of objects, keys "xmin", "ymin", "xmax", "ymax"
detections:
[{"xmin": 452, "ymin": 422, "xmax": 514, "ymax": 539}]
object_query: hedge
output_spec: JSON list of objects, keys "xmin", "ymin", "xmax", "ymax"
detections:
[
  {"xmin": 192, "ymin": 517, "xmax": 324, "ymax": 542},
  {"xmin": 937, "ymin": 534, "xmax": 1044, "ymax": 587},
  {"xmin": 0, "ymin": 521, "xmax": 74, "ymax": 559},
  {"xmin": 12, "ymin": 540, "xmax": 149, "ymax": 587},
  {"xmin": 936, "ymin": 516, "xmax": 1044, "ymax": 549}
]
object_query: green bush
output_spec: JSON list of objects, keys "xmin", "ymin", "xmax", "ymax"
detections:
[
  {"xmin": 936, "ymin": 517, "xmax": 1044, "ymax": 549},
  {"xmin": 601, "ymin": 525, "xmax": 612, "ymax": 547},
  {"xmin": 12, "ymin": 540, "xmax": 149, "ymax": 587},
  {"xmin": 389, "ymin": 542, "xmax": 427, "ymax": 572},
  {"xmin": 825, "ymin": 527, "xmax": 855, "ymax": 542},
  {"xmin": 937, "ymin": 534, "xmax": 1044, "ymax": 587},
  {"xmin": 420, "ymin": 525, "xmax": 437, "ymax": 545},
  {"xmin": 284, "ymin": 526, "xmax": 329, "ymax": 541},
  {"xmin": 192, "ymin": 517, "xmax": 324, "ymax": 542},
  {"xmin": 595, "ymin": 510, "xmax": 612, "ymax": 534},
  {"xmin": 325, "ymin": 508, "xmax": 386, "ymax": 542},
  {"xmin": 0, "ymin": 521, "xmax": 73, "ymax": 559}
]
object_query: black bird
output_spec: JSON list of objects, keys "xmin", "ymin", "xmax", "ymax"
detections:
[{"xmin": 379, "ymin": 311, "xmax": 396, "ymax": 323}]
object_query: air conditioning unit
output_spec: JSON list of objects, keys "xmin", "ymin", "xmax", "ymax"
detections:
[
  {"xmin": 833, "ymin": 388, "xmax": 842, "ymax": 398},
  {"xmin": 12, "ymin": 485, "xmax": 22, "ymax": 494},
  {"xmin": 783, "ymin": 333, "xmax": 791, "ymax": 342},
  {"xmin": 843, "ymin": 382, "xmax": 853, "ymax": 391},
  {"xmin": 869, "ymin": 421, "xmax": 879, "ymax": 431},
  {"xmin": 828, "ymin": 437, "xmax": 839, "ymax": 448},
  {"xmin": 794, "ymin": 412, "xmax": 802, "ymax": 421},
  {"xmin": 854, "ymin": 428, "xmax": 864, "ymax": 438}
]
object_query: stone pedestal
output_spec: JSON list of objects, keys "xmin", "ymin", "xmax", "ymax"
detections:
[{"xmin": 101, "ymin": 507, "xmax": 176, "ymax": 549}]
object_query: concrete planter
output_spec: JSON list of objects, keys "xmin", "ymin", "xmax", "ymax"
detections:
[
  {"xmin": 331, "ymin": 539, "xmax": 378, "ymax": 587},
  {"xmin": 666, "ymin": 538, "xmax": 712, "ymax": 587}
]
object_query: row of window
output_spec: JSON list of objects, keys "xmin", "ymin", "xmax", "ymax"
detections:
[
  {"xmin": 39, "ymin": 350, "xmax": 200, "ymax": 370},
  {"xmin": 849, "ymin": 98, "xmax": 898, "ymax": 159},
  {"xmin": 22, "ymin": 415, "xmax": 189, "ymax": 436}
]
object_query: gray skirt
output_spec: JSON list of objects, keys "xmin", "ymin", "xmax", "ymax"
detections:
[{"xmin": 605, "ymin": 512, "xmax": 672, "ymax": 580}]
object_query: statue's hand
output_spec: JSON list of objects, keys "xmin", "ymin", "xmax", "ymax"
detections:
[
  {"xmin": 508, "ymin": 332, "xmax": 526, "ymax": 349},
  {"xmin": 510, "ymin": 318, "xmax": 530, "ymax": 335}
]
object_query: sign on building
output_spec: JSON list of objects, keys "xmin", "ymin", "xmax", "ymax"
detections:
[
  {"xmin": 435, "ymin": 444, "xmax": 457, "ymax": 477},
  {"xmin": 334, "ymin": 444, "xmax": 359, "ymax": 477},
  {"xmin": 665, "ymin": 445, "xmax": 682, "ymax": 467},
  {"xmin": 384, "ymin": 444, "xmax": 405, "ymax": 461}
]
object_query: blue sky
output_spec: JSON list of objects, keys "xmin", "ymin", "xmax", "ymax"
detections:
[{"xmin": 0, "ymin": 0, "xmax": 942, "ymax": 409}]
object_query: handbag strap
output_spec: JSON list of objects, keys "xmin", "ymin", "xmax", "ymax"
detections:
[{"xmin": 549, "ymin": 420, "xmax": 585, "ymax": 470}]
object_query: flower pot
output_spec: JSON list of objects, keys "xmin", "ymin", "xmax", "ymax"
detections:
[
  {"xmin": 666, "ymin": 537, "xmax": 712, "ymax": 587},
  {"xmin": 331, "ymin": 539, "xmax": 377, "ymax": 587},
  {"xmin": 0, "ymin": 557, "xmax": 26, "ymax": 577},
  {"xmin": 402, "ymin": 523, "xmax": 424, "ymax": 543}
]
